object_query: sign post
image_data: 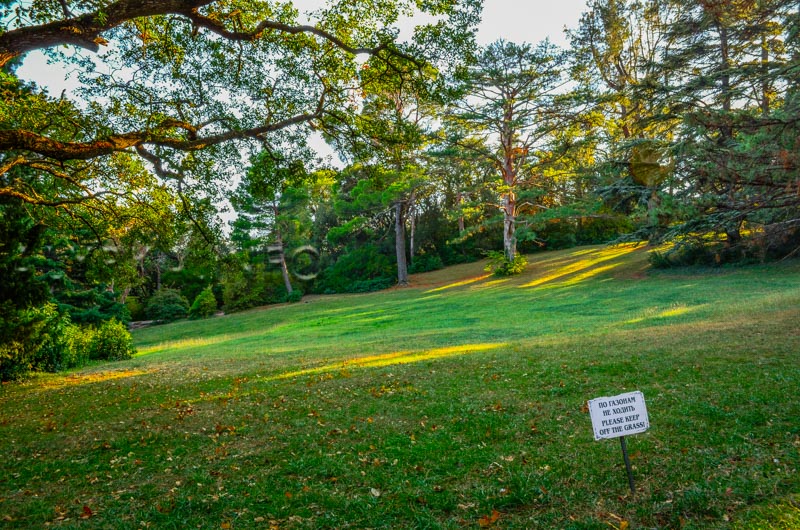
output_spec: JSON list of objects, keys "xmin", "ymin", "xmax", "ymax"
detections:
[{"xmin": 588, "ymin": 391, "xmax": 650, "ymax": 495}]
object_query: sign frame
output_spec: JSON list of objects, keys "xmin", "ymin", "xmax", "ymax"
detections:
[{"xmin": 588, "ymin": 390, "xmax": 650, "ymax": 441}]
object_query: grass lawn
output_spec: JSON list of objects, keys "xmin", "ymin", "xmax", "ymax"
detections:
[{"xmin": 1, "ymin": 244, "xmax": 799, "ymax": 529}]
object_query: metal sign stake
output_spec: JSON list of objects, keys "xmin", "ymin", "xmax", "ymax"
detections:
[{"xmin": 619, "ymin": 436, "xmax": 635, "ymax": 495}]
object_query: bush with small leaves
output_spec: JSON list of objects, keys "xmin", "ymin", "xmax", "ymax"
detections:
[
  {"xmin": 284, "ymin": 289, "xmax": 303, "ymax": 303},
  {"xmin": 145, "ymin": 289, "xmax": 190, "ymax": 323},
  {"xmin": 484, "ymin": 251, "xmax": 528, "ymax": 276},
  {"xmin": 88, "ymin": 319, "xmax": 135, "ymax": 361},
  {"xmin": 189, "ymin": 287, "xmax": 219, "ymax": 319}
]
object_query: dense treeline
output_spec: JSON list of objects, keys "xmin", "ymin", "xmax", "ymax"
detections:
[{"xmin": 1, "ymin": 0, "xmax": 798, "ymax": 379}]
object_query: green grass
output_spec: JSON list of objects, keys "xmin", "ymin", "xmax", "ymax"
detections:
[{"xmin": 1, "ymin": 244, "xmax": 799, "ymax": 529}]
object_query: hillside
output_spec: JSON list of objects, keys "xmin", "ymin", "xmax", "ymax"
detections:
[{"xmin": 1, "ymin": 244, "xmax": 799, "ymax": 529}]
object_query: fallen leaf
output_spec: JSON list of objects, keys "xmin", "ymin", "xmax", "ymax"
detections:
[
  {"xmin": 81, "ymin": 505, "xmax": 93, "ymax": 519},
  {"xmin": 369, "ymin": 488, "xmax": 381, "ymax": 498},
  {"xmin": 478, "ymin": 509, "xmax": 501, "ymax": 527}
]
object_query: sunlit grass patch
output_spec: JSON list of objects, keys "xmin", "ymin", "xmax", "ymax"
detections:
[
  {"xmin": 267, "ymin": 342, "xmax": 508, "ymax": 381},
  {"xmin": 521, "ymin": 244, "xmax": 639, "ymax": 288},
  {"xmin": 33, "ymin": 368, "xmax": 153, "ymax": 390},
  {"xmin": 623, "ymin": 303, "xmax": 703, "ymax": 325},
  {"xmin": 425, "ymin": 273, "xmax": 491, "ymax": 293}
]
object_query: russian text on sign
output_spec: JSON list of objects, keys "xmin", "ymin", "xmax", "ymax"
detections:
[{"xmin": 588, "ymin": 391, "xmax": 649, "ymax": 441}]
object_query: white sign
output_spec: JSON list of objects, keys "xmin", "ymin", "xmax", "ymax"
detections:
[{"xmin": 589, "ymin": 391, "xmax": 649, "ymax": 441}]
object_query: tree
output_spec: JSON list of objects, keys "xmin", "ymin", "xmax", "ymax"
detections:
[
  {"xmin": 1, "ymin": 0, "xmax": 480, "ymax": 206},
  {"xmin": 568, "ymin": 0, "xmax": 679, "ymax": 240},
  {"xmin": 343, "ymin": 86, "xmax": 434, "ymax": 286},
  {"xmin": 233, "ymin": 148, "xmax": 311, "ymax": 295},
  {"xmin": 646, "ymin": 0, "xmax": 800, "ymax": 259},
  {"xmin": 447, "ymin": 40, "xmax": 571, "ymax": 262}
]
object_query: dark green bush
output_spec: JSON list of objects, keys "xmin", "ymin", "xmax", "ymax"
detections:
[
  {"xmin": 1, "ymin": 303, "xmax": 58, "ymax": 381},
  {"xmin": 284, "ymin": 289, "xmax": 304, "ymax": 303},
  {"xmin": 189, "ymin": 287, "xmax": 218, "ymax": 319},
  {"xmin": 31, "ymin": 308, "xmax": 75, "ymax": 373},
  {"xmin": 221, "ymin": 260, "xmax": 286, "ymax": 313},
  {"xmin": 316, "ymin": 245, "xmax": 394, "ymax": 293},
  {"xmin": 649, "ymin": 240, "xmax": 719, "ymax": 268},
  {"xmin": 408, "ymin": 253, "xmax": 444, "ymax": 274},
  {"xmin": 577, "ymin": 215, "xmax": 635, "ymax": 245},
  {"xmin": 58, "ymin": 287, "xmax": 130, "ymax": 325},
  {"xmin": 88, "ymin": 319, "xmax": 135, "ymax": 361},
  {"xmin": 124, "ymin": 296, "xmax": 145, "ymax": 321},
  {"xmin": 145, "ymin": 289, "xmax": 190, "ymax": 322}
]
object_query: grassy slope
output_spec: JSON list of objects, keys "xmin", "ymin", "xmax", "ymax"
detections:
[{"xmin": 1, "ymin": 244, "xmax": 799, "ymax": 529}]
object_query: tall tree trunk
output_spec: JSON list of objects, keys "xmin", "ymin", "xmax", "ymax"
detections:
[
  {"xmin": 408, "ymin": 190, "xmax": 416, "ymax": 266},
  {"xmin": 718, "ymin": 22, "xmax": 741, "ymax": 245},
  {"xmin": 647, "ymin": 187, "xmax": 662, "ymax": 243},
  {"xmin": 395, "ymin": 200, "xmax": 409, "ymax": 286},
  {"xmin": 457, "ymin": 191, "xmax": 465, "ymax": 234},
  {"xmin": 761, "ymin": 34, "xmax": 770, "ymax": 116},
  {"xmin": 272, "ymin": 206, "xmax": 293, "ymax": 295},
  {"xmin": 503, "ymin": 189, "xmax": 517, "ymax": 262},
  {"xmin": 502, "ymin": 152, "xmax": 517, "ymax": 262}
]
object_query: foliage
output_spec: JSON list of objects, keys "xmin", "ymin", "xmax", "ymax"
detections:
[
  {"xmin": 189, "ymin": 287, "xmax": 219, "ymax": 319},
  {"xmin": 30, "ymin": 308, "xmax": 79, "ymax": 373},
  {"xmin": 408, "ymin": 252, "xmax": 445, "ymax": 274},
  {"xmin": 283, "ymin": 289, "xmax": 304, "ymax": 303},
  {"xmin": 144, "ymin": 289, "xmax": 190, "ymax": 323},
  {"xmin": 87, "ymin": 319, "xmax": 136, "ymax": 361},
  {"xmin": 0, "ymin": 303, "xmax": 58, "ymax": 381},
  {"xmin": 0, "ymin": 303, "xmax": 133, "ymax": 380},
  {"xmin": 57, "ymin": 287, "xmax": 131, "ymax": 326},
  {"xmin": 124, "ymin": 296, "xmax": 146, "ymax": 321},
  {"xmin": 446, "ymin": 39, "xmax": 571, "ymax": 262},
  {"xmin": 483, "ymin": 250, "xmax": 528, "ymax": 276},
  {"xmin": 316, "ymin": 244, "xmax": 395, "ymax": 293},
  {"xmin": 220, "ymin": 257, "xmax": 288, "ymax": 313}
]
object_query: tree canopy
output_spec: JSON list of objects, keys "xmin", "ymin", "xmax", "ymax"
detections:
[{"xmin": 1, "ymin": 0, "xmax": 480, "ymax": 206}]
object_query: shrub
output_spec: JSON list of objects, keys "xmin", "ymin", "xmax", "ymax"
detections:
[
  {"xmin": 348, "ymin": 277, "xmax": 395, "ymax": 293},
  {"xmin": 63, "ymin": 324, "xmax": 92, "ymax": 368},
  {"xmin": 484, "ymin": 251, "xmax": 528, "ymax": 276},
  {"xmin": 221, "ymin": 261, "xmax": 286, "ymax": 313},
  {"xmin": 316, "ymin": 245, "xmax": 394, "ymax": 293},
  {"xmin": 189, "ymin": 287, "xmax": 218, "ymax": 319},
  {"xmin": 408, "ymin": 253, "xmax": 444, "ymax": 274},
  {"xmin": 88, "ymin": 319, "xmax": 135, "ymax": 361},
  {"xmin": 284, "ymin": 289, "xmax": 304, "ymax": 303},
  {"xmin": 145, "ymin": 289, "xmax": 190, "ymax": 323},
  {"xmin": 31, "ymin": 308, "xmax": 75, "ymax": 373},
  {"xmin": 1, "ymin": 303, "xmax": 61, "ymax": 381},
  {"xmin": 125, "ymin": 296, "xmax": 146, "ymax": 321}
]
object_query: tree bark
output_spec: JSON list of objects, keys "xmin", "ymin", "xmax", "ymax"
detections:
[
  {"xmin": 395, "ymin": 200, "xmax": 409, "ymax": 286},
  {"xmin": 408, "ymin": 190, "xmax": 416, "ymax": 266},
  {"xmin": 272, "ymin": 205, "xmax": 293, "ymax": 295},
  {"xmin": 503, "ymin": 190, "xmax": 517, "ymax": 262},
  {"xmin": 0, "ymin": 0, "xmax": 215, "ymax": 69},
  {"xmin": 456, "ymin": 191, "xmax": 465, "ymax": 234}
]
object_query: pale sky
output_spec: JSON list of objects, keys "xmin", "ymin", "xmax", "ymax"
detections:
[{"xmin": 477, "ymin": 0, "xmax": 587, "ymax": 46}]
